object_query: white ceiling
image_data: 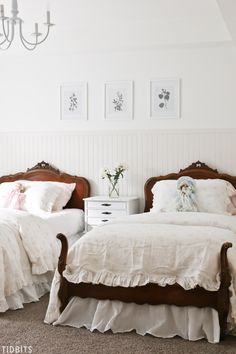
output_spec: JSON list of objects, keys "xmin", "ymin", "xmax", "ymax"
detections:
[
  {"xmin": 0, "ymin": 0, "xmax": 235, "ymax": 53},
  {"xmin": 217, "ymin": 0, "xmax": 236, "ymax": 45}
]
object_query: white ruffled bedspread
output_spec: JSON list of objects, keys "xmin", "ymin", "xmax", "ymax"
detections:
[
  {"xmin": 45, "ymin": 212, "xmax": 236, "ymax": 338},
  {"xmin": 0, "ymin": 208, "xmax": 59, "ymax": 312}
]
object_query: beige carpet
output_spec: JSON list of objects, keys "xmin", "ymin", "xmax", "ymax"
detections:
[{"xmin": 0, "ymin": 295, "xmax": 236, "ymax": 354}]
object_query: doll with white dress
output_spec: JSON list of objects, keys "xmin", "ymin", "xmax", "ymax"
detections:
[{"xmin": 175, "ymin": 176, "xmax": 198, "ymax": 212}]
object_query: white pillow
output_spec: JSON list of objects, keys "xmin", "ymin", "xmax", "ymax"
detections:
[
  {"xmin": 151, "ymin": 180, "xmax": 176, "ymax": 213},
  {"xmin": 151, "ymin": 178, "xmax": 234, "ymax": 215},
  {"xmin": 48, "ymin": 182, "xmax": 76, "ymax": 211},
  {"xmin": 0, "ymin": 180, "xmax": 75, "ymax": 213},
  {"xmin": 196, "ymin": 180, "xmax": 233, "ymax": 214},
  {"xmin": 23, "ymin": 182, "xmax": 62, "ymax": 213}
]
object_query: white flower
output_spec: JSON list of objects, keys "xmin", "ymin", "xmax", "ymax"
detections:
[
  {"xmin": 118, "ymin": 163, "xmax": 128, "ymax": 171},
  {"xmin": 100, "ymin": 163, "xmax": 128, "ymax": 181},
  {"xmin": 100, "ymin": 167, "xmax": 110, "ymax": 179}
]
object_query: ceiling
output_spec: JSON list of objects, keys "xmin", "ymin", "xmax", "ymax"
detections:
[
  {"xmin": 0, "ymin": 0, "xmax": 235, "ymax": 54},
  {"xmin": 217, "ymin": 0, "xmax": 236, "ymax": 45}
]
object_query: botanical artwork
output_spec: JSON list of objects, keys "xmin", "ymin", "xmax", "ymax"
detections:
[
  {"xmin": 158, "ymin": 88, "xmax": 170, "ymax": 110},
  {"xmin": 113, "ymin": 91, "xmax": 124, "ymax": 112},
  {"xmin": 150, "ymin": 79, "xmax": 180, "ymax": 119},
  {"xmin": 61, "ymin": 83, "xmax": 87, "ymax": 120},
  {"xmin": 69, "ymin": 92, "xmax": 78, "ymax": 112},
  {"xmin": 105, "ymin": 81, "xmax": 133, "ymax": 120}
]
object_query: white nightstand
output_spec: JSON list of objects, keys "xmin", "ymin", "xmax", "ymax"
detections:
[{"xmin": 83, "ymin": 196, "xmax": 139, "ymax": 232}]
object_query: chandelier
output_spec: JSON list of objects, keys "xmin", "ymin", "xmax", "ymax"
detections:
[{"xmin": 0, "ymin": 0, "xmax": 54, "ymax": 50}]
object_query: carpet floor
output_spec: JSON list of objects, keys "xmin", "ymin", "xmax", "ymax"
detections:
[{"xmin": 0, "ymin": 295, "xmax": 236, "ymax": 354}]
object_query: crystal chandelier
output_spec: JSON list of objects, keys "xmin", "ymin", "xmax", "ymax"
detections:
[{"xmin": 0, "ymin": 0, "xmax": 54, "ymax": 50}]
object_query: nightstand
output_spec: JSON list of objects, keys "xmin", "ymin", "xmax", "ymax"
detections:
[{"xmin": 83, "ymin": 196, "xmax": 139, "ymax": 232}]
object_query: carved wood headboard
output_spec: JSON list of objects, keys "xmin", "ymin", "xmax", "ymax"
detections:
[
  {"xmin": 0, "ymin": 161, "xmax": 90, "ymax": 210},
  {"xmin": 144, "ymin": 161, "xmax": 236, "ymax": 212}
]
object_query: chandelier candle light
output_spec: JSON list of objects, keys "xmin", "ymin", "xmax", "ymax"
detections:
[
  {"xmin": 101, "ymin": 164, "xmax": 127, "ymax": 198},
  {"xmin": 0, "ymin": 0, "xmax": 54, "ymax": 50}
]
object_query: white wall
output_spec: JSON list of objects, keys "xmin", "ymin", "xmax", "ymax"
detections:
[
  {"xmin": 0, "ymin": 45, "xmax": 236, "ymax": 131},
  {"xmin": 0, "ymin": 0, "xmax": 236, "ymax": 208},
  {"xmin": 0, "ymin": 0, "xmax": 235, "ymax": 131}
]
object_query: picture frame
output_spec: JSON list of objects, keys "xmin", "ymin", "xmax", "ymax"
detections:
[
  {"xmin": 104, "ymin": 81, "xmax": 133, "ymax": 120},
  {"xmin": 150, "ymin": 78, "xmax": 180, "ymax": 119},
  {"xmin": 60, "ymin": 82, "xmax": 88, "ymax": 120}
]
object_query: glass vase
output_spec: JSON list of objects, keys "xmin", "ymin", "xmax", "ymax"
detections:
[{"xmin": 108, "ymin": 181, "xmax": 119, "ymax": 198}]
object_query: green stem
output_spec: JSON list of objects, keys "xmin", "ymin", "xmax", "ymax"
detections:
[{"xmin": 109, "ymin": 179, "xmax": 119, "ymax": 197}]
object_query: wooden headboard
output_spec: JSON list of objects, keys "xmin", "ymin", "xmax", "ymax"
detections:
[
  {"xmin": 0, "ymin": 161, "xmax": 90, "ymax": 210},
  {"xmin": 144, "ymin": 161, "xmax": 236, "ymax": 212}
]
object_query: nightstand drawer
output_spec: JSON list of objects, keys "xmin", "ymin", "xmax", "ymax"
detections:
[
  {"xmin": 88, "ymin": 209, "xmax": 127, "ymax": 218},
  {"xmin": 87, "ymin": 217, "xmax": 112, "ymax": 225},
  {"xmin": 84, "ymin": 196, "xmax": 139, "ymax": 233},
  {"xmin": 87, "ymin": 201, "xmax": 126, "ymax": 210}
]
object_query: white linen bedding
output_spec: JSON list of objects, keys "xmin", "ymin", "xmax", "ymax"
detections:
[
  {"xmin": 37, "ymin": 209, "xmax": 85, "ymax": 237},
  {"xmin": 45, "ymin": 212, "xmax": 236, "ymax": 342},
  {"xmin": 0, "ymin": 208, "xmax": 59, "ymax": 312}
]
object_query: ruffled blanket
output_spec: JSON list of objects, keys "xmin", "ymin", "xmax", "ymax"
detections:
[
  {"xmin": 0, "ymin": 208, "xmax": 59, "ymax": 312},
  {"xmin": 49, "ymin": 212, "xmax": 236, "ymax": 326}
]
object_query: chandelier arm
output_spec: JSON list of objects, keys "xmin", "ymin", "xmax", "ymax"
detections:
[
  {"xmin": 0, "ymin": 34, "xmax": 13, "ymax": 50},
  {"xmin": 19, "ymin": 20, "xmax": 37, "ymax": 46},
  {"xmin": 19, "ymin": 21, "xmax": 50, "ymax": 47},
  {"xmin": 35, "ymin": 26, "xmax": 50, "ymax": 45},
  {"xmin": 0, "ymin": 39, "xmax": 13, "ymax": 50},
  {"xmin": 0, "ymin": 19, "xmax": 11, "ymax": 44},
  {"xmin": 2, "ymin": 19, "xmax": 11, "ymax": 41},
  {"xmin": 19, "ymin": 34, "xmax": 38, "ymax": 51},
  {"xmin": 0, "ymin": 21, "xmax": 14, "ymax": 50}
]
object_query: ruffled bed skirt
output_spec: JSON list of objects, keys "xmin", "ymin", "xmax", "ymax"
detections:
[
  {"xmin": 45, "ymin": 272, "xmax": 236, "ymax": 343},
  {"xmin": 51, "ymin": 297, "xmax": 221, "ymax": 343},
  {"xmin": 0, "ymin": 273, "xmax": 52, "ymax": 312}
]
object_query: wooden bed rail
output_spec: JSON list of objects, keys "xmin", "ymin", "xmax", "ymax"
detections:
[{"xmin": 56, "ymin": 234, "xmax": 232, "ymax": 340}]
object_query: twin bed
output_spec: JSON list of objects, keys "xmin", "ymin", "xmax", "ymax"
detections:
[
  {"xmin": 44, "ymin": 161, "xmax": 236, "ymax": 343},
  {"xmin": 1, "ymin": 160, "xmax": 236, "ymax": 343},
  {"xmin": 0, "ymin": 161, "xmax": 89, "ymax": 312}
]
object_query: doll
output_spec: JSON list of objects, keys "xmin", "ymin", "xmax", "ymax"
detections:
[
  {"xmin": 4, "ymin": 182, "xmax": 26, "ymax": 210},
  {"xmin": 175, "ymin": 176, "xmax": 198, "ymax": 212}
]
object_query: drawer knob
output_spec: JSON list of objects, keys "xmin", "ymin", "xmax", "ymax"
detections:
[
  {"xmin": 101, "ymin": 219, "xmax": 108, "ymax": 222},
  {"xmin": 102, "ymin": 212, "xmax": 112, "ymax": 215},
  {"xmin": 101, "ymin": 203, "xmax": 111, "ymax": 206}
]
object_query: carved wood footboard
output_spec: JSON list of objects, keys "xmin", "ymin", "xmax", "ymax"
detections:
[{"xmin": 56, "ymin": 233, "xmax": 232, "ymax": 340}]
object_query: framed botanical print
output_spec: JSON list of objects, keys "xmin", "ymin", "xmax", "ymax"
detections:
[
  {"xmin": 104, "ymin": 81, "xmax": 133, "ymax": 120},
  {"xmin": 150, "ymin": 78, "xmax": 180, "ymax": 119},
  {"xmin": 60, "ymin": 82, "xmax": 88, "ymax": 120}
]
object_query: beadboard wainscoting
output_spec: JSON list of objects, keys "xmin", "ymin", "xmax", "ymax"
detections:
[{"xmin": 0, "ymin": 129, "xmax": 235, "ymax": 211}]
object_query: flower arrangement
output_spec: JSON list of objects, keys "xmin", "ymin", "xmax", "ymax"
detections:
[{"xmin": 101, "ymin": 163, "xmax": 127, "ymax": 197}]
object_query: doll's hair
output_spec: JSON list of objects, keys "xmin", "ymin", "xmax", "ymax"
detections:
[
  {"xmin": 15, "ymin": 182, "xmax": 25, "ymax": 193},
  {"xmin": 177, "ymin": 176, "xmax": 196, "ymax": 192}
]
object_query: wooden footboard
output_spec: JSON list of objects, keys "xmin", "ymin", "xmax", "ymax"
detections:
[{"xmin": 56, "ymin": 233, "xmax": 232, "ymax": 340}]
